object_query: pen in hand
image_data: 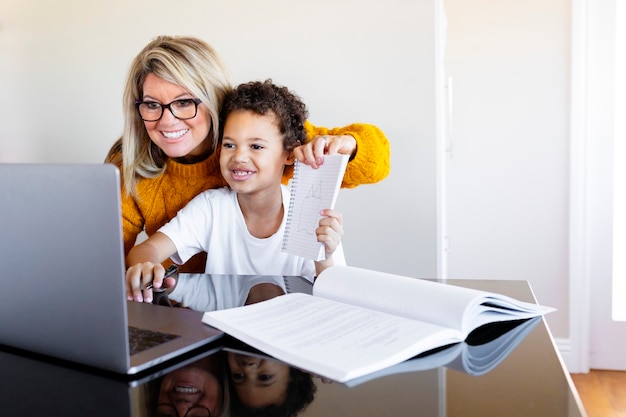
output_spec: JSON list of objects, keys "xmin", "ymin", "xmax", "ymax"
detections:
[{"xmin": 142, "ymin": 264, "xmax": 179, "ymax": 291}]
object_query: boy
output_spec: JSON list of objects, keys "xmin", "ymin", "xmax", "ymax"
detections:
[{"xmin": 125, "ymin": 80, "xmax": 346, "ymax": 302}]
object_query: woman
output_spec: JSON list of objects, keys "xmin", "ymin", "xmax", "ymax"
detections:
[{"xmin": 106, "ymin": 35, "xmax": 390, "ymax": 272}]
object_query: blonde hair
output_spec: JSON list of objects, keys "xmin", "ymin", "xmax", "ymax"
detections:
[{"xmin": 120, "ymin": 36, "xmax": 233, "ymax": 197}]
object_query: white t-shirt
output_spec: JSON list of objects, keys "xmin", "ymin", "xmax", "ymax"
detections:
[{"xmin": 159, "ymin": 185, "xmax": 345, "ymax": 277}]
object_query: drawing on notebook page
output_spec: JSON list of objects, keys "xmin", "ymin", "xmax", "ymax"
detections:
[
  {"xmin": 296, "ymin": 180, "xmax": 323, "ymax": 236},
  {"xmin": 282, "ymin": 154, "xmax": 349, "ymax": 260}
]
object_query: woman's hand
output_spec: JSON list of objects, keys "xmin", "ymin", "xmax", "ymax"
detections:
[{"xmin": 293, "ymin": 135, "xmax": 356, "ymax": 169}]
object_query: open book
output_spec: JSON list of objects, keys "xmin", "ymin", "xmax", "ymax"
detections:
[
  {"xmin": 202, "ymin": 266, "xmax": 554, "ymax": 383},
  {"xmin": 282, "ymin": 154, "xmax": 349, "ymax": 260}
]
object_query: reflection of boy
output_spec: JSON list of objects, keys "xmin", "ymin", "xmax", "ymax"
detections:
[{"xmin": 227, "ymin": 352, "xmax": 316, "ymax": 417}]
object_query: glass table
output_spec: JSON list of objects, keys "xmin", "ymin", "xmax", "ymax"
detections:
[{"xmin": 0, "ymin": 275, "xmax": 586, "ymax": 417}]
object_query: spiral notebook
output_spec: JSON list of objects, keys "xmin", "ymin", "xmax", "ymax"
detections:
[{"xmin": 282, "ymin": 154, "xmax": 349, "ymax": 260}]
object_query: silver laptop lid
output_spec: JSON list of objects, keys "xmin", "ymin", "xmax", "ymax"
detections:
[{"xmin": 0, "ymin": 163, "xmax": 130, "ymax": 371}]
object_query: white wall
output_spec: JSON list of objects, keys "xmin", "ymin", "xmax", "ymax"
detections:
[
  {"xmin": 0, "ymin": 0, "xmax": 437, "ymax": 278},
  {"xmin": 444, "ymin": 0, "xmax": 570, "ymax": 337}
]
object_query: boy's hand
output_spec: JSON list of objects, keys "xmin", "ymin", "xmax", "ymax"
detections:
[
  {"xmin": 294, "ymin": 135, "xmax": 356, "ymax": 169},
  {"xmin": 125, "ymin": 262, "xmax": 175, "ymax": 303},
  {"xmin": 316, "ymin": 209, "xmax": 344, "ymax": 256}
]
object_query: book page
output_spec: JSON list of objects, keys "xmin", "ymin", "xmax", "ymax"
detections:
[
  {"xmin": 202, "ymin": 292, "xmax": 462, "ymax": 382},
  {"xmin": 313, "ymin": 266, "xmax": 481, "ymax": 334},
  {"xmin": 313, "ymin": 266, "xmax": 554, "ymax": 335},
  {"xmin": 282, "ymin": 155, "xmax": 349, "ymax": 261}
]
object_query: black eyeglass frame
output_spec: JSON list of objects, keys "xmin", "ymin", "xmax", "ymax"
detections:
[{"xmin": 135, "ymin": 98, "xmax": 203, "ymax": 122}]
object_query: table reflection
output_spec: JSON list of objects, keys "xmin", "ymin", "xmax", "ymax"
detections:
[
  {"xmin": 154, "ymin": 273, "xmax": 306, "ymax": 310},
  {"xmin": 148, "ymin": 274, "xmax": 542, "ymax": 416},
  {"xmin": 2, "ymin": 275, "xmax": 572, "ymax": 417},
  {"xmin": 140, "ymin": 321, "xmax": 542, "ymax": 416}
]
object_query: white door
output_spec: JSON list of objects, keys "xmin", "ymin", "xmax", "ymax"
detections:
[
  {"xmin": 441, "ymin": 0, "xmax": 571, "ymax": 338},
  {"xmin": 442, "ymin": 0, "xmax": 626, "ymax": 372}
]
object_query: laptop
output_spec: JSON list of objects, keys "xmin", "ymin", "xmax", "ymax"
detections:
[{"xmin": 0, "ymin": 163, "xmax": 223, "ymax": 375}]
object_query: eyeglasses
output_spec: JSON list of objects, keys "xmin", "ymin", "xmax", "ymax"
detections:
[
  {"xmin": 155, "ymin": 404, "xmax": 211, "ymax": 417},
  {"xmin": 135, "ymin": 98, "xmax": 202, "ymax": 122}
]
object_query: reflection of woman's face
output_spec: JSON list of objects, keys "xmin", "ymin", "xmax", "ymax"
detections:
[
  {"xmin": 158, "ymin": 358, "xmax": 222, "ymax": 417},
  {"xmin": 227, "ymin": 352, "xmax": 290, "ymax": 408}
]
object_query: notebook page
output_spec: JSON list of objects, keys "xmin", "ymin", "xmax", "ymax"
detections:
[{"xmin": 282, "ymin": 154, "xmax": 349, "ymax": 261}]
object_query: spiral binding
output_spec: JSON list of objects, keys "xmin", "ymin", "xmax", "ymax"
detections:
[{"xmin": 282, "ymin": 160, "xmax": 301, "ymax": 251}]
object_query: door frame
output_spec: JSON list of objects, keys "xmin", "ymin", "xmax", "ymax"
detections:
[
  {"xmin": 564, "ymin": 0, "xmax": 624, "ymax": 373},
  {"xmin": 567, "ymin": 0, "xmax": 591, "ymax": 374}
]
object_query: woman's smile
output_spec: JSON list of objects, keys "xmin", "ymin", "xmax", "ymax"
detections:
[{"xmin": 161, "ymin": 129, "xmax": 190, "ymax": 140}]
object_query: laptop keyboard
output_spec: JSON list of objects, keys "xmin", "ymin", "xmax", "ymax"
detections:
[{"xmin": 128, "ymin": 326, "xmax": 180, "ymax": 356}]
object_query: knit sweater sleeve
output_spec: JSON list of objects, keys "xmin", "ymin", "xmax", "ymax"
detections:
[
  {"xmin": 104, "ymin": 149, "xmax": 145, "ymax": 256},
  {"xmin": 120, "ymin": 188, "xmax": 145, "ymax": 256},
  {"xmin": 300, "ymin": 121, "xmax": 390, "ymax": 188}
]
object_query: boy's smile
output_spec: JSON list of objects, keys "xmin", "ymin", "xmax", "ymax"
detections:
[{"xmin": 230, "ymin": 169, "xmax": 256, "ymax": 181}]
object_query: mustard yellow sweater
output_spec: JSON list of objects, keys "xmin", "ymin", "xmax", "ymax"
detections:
[{"xmin": 116, "ymin": 121, "xmax": 390, "ymax": 272}]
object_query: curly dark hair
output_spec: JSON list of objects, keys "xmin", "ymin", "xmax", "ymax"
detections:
[
  {"xmin": 220, "ymin": 79, "xmax": 308, "ymax": 153},
  {"xmin": 229, "ymin": 367, "xmax": 317, "ymax": 417}
]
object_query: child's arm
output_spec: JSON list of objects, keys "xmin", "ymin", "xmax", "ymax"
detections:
[
  {"xmin": 125, "ymin": 232, "xmax": 177, "ymax": 303},
  {"xmin": 314, "ymin": 209, "xmax": 344, "ymax": 276}
]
